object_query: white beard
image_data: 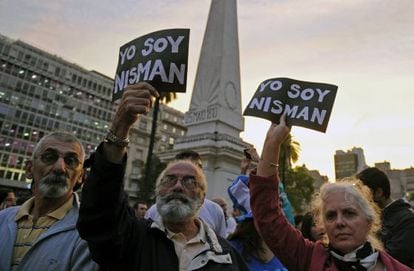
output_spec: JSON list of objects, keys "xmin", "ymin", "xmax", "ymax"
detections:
[
  {"xmin": 156, "ymin": 193, "xmax": 202, "ymax": 223},
  {"xmin": 37, "ymin": 173, "xmax": 69, "ymax": 198}
]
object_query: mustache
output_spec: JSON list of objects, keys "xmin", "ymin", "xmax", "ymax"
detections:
[
  {"xmin": 39, "ymin": 173, "xmax": 68, "ymax": 185},
  {"xmin": 162, "ymin": 193, "xmax": 190, "ymax": 203}
]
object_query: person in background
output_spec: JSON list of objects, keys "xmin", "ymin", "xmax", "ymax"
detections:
[
  {"xmin": 294, "ymin": 214, "xmax": 304, "ymax": 230},
  {"xmin": 0, "ymin": 131, "xmax": 98, "ymax": 271},
  {"xmin": 0, "ymin": 188, "xmax": 16, "ymax": 210},
  {"xmin": 133, "ymin": 201, "xmax": 148, "ymax": 219},
  {"xmin": 300, "ymin": 212, "xmax": 325, "ymax": 242},
  {"xmin": 145, "ymin": 150, "xmax": 227, "ymax": 238},
  {"xmin": 240, "ymin": 146, "xmax": 295, "ymax": 225},
  {"xmin": 211, "ymin": 197, "xmax": 237, "ymax": 237},
  {"xmin": 358, "ymin": 167, "xmax": 414, "ymax": 268},
  {"xmin": 227, "ymin": 175, "xmax": 288, "ymax": 271},
  {"xmin": 249, "ymin": 114, "xmax": 412, "ymax": 271},
  {"xmin": 77, "ymin": 83, "xmax": 248, "ymax": 270}
]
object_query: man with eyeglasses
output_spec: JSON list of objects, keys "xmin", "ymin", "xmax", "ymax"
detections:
[
  {"xmin": 0, "ymin": 132, "xmax": 98, "ymax": 271},
  {"xmin": 77, "ymin": 83, "xmax": 248, "ymax": 271},
  {"xmin": 145, "ymin": 150, "xmax": 228, "ymax": 238}
]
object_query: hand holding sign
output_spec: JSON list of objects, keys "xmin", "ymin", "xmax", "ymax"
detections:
[
  {"xmin": 113, "ymin": 29, "xmax": 190, "ymax": 101},
  {"xmin": 243, "ymin": 78, "xmax": 338, "ymax": 132}
]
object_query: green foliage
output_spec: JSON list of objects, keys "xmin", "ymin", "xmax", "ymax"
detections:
[{"xmin": 283, "ymin": 165, "xmax": 315, "ymax": 214}]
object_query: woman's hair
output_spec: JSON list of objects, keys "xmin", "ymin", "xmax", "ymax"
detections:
[
  {"xmin": 311, "ymin": 177, "xmax": 383, "ymax": 250},
  {"xmin": 228, "ymin": 219, "xmax": 266, "ymax": 262}
]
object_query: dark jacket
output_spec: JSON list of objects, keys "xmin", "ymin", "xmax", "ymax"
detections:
[
  {"xmin": 381, "ymin": 198, "xmax": 414, "ymax": 268},
  {"xmin": 77, "ymin": 144, "xmax": 248, "ymax": 271}
]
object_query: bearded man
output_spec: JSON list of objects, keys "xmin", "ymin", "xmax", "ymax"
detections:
[
  {"xmin": 0, "ymin": 132, "xmax": 98, "ymax": 271},
  {"xmin": 77, "ymin": 83, "xmax": 248, "ymax": 271}
]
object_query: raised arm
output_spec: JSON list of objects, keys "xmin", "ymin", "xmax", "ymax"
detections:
[
  {"xmin": 250, "ymin": 115, "xmax": 314, "ymax": 271},
  {"xmin": 257, "ymin": 114, "xmax": 290, "ymax": 177},
  {"xmin": 77, "ymin": 83, "xmax": 158, "ymax": 268},
  {"xmin": 103, "ymin": 83, "xmax": 159, "ymax": 163}
]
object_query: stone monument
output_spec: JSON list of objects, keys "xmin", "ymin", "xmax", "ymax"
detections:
[{"xmin": 159, "ymin": 0, "xmax": 252, "ymax": 199}]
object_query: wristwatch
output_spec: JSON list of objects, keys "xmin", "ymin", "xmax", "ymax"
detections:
[{"xmin": 104, "ymin": 130, "xmax": 130, "ymax": 147}]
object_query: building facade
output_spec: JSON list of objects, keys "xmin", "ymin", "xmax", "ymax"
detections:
[
  {"xmin": 0, "ymin": 34, "xmax": 115, "ymax": 193},
  {"xmin": 307, "ymin": 168, "xmax": 328, "ymax": 192},
  {"xmin": 334, "ymin": 146, "xmax": 414, "ymax": 200},
  {"xmin": 0, "ymin": 33, "xmax": 186, "ymax": 202},
  {"xmin": 334, "ymin": 147, "xmax": 367, "ymax": 180}
]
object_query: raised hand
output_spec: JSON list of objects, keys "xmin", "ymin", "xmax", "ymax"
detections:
[
  {"xmin": 111, "ymin": 83, "xmax": 159, "ymax": 139},
  {"xmin": 264, "ymin": 114, "xmax": 291, "ymax": 148},
  {"xmin": 257, "ymin": 114, "xmax": 291, "ymax": 177},
  {"xmin": 105, "ymin": 83, "xmax": 159, "ymax": 163}
]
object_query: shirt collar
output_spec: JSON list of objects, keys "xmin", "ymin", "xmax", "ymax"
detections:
[
  {"xmin": 151, "ymin": 218, "xmax": 207, "ymax": 244},
  {"xmin": 14, "ymin": 195, "xmax": 74, "ymax": 222},
  {"xmin": 15, "ymin": 197, "xmax": 35, "ymax": 221}
]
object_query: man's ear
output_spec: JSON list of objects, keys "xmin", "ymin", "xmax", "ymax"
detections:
[
  {"xmin": 73, "ymin": 169, "xmax": 85, "ymax": 191},
  {"xmin": 79, "ymin": 168, "xmax": 85, "ymax": 185},
  {"xmin": 25, "ymin": 160, "xmax": 34, "ymax": 179}
]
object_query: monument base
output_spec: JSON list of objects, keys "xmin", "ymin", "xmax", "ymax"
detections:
[{"xmin": 157, "ymin": 132, "xmax": 252, "ymax": 200}]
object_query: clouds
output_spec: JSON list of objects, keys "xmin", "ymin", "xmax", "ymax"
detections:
[
  {"xmin": 238, "ymin": 0, "xmax": 414, "ymax": 75},
  {"xmin": 1, "ymin": 0, "xmax": 413, "ymax": 179}
]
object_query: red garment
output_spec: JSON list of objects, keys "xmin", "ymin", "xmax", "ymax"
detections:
[{"xmin": 249, "ymin": 174, "xmax": 414, "ymax": 271}]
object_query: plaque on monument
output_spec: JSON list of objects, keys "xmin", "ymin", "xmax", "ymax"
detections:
[
  {"xmin": 112, "ymin": 28, "xmax": 190, "ymax": 101},
  {"xmin": 243, "ymin": 77, "xmax": 338, "ymax": 133}
]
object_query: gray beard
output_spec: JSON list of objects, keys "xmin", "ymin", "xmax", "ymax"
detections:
[
  {"xmin": 37, "ymin": 173, "xmax": 69, "ymax": 198},
  {"xmin": 156, "ymin": 192, "xmax": 202, "ymax": 223}
]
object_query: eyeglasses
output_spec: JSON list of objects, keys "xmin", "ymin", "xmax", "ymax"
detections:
[
  {"xmin": 160, "ymin": 174, "xmax": 198, "ymax": 190},
  {"xmin": 36, "ymin": 150, "xmax": 81, "ymax": 169}
]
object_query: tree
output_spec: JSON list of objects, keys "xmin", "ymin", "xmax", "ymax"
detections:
[
  {"xmin": 142, "ymin": 92, "xmax": 177, "ymax": 200},
  {"xmin": 138, "ymin": 155, "xmax": 166, "ymax": 204},
  {"xmin": 279, "ymin": 134, "xmax": 301, "ymax": 185},
  {"xmin": 284, "ymin": 165, "xmax": 315, "ymax": 214}
]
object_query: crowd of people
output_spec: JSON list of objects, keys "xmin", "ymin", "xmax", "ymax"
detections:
[{"xmin": 0, "ymin": 82, "xmax": 413, "ymax": 270}]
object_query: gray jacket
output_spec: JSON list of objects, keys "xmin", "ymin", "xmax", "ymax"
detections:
[{"xmin": 0, "ymin": 194, "xmax": 98, "ymax": 271}]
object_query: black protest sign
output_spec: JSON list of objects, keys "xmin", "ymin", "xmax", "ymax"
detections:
[
  {"xmin": 243, "ymin": 78, "xmax": 338, "ymax": 133},
  {"xmin": 112, "ymin": 28, "xmax": 190, "ymax": 101}
]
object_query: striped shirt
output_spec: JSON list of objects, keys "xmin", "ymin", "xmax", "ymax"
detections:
[{"xmin": 12, "ymin": 195, "xmax": 74, "ymax": 270}]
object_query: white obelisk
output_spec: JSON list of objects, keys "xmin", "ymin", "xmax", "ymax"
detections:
[{"xmin": 160, "ymin": 0, "xmax": 252, "ymax": 199}]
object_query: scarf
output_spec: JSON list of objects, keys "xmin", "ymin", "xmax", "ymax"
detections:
[{"xmin": 329, "ymin": 242, "xmax": 378, "ymax": 271}]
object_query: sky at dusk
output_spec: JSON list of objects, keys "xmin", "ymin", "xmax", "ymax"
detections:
[{"xmin": 1, "ymin": 0, "xmax": 413, "ymax": 180}]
